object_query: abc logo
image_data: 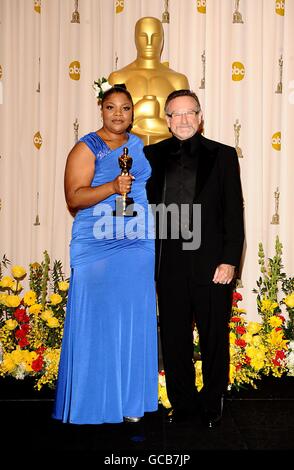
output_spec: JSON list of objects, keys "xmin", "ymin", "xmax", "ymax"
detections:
[
  {"xmin": 115, "ymin": 0, "xmax": 124, "ymax": 14},
  {"xmin": 34, "ymin": 0, "xmax": 41, "ymax": 13},
  {"xmin": 34, "ymin": 131, "xmax": 42, "ymax": 150},
  {"xmin": 275, "ymin": 1, "xmax": 285, "ymax": 16},
  {"xmin": 69, "ymin": 61, "xmax": 81, "ymax": 81},
  {"xmin": 272, "ymin": 132, "xmax": 281, "ymax": 151},
  {"xmin": 197, "ymin": 0, "xmax": 206, "ymax": 13},
  {"xmin": 232, "ymin": 62, "xmax": 245, "ymax": 81}
]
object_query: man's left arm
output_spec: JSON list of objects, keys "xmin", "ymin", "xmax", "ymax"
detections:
[{"xmin": 213, "ymin": 147, "xmax": 244, "ymax": 284}]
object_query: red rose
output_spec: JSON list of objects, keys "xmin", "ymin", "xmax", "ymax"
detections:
[
  {"xmin": 21, "ymin": 323, "xmax": 30, "ymax": 333},
  {"xmin": 231, "ymin": 316, "xmax": 241, "ymax": 323},
  {"xmin": 233, "ymin": 292, "xmax": 243, "ymax": 301},
  {"xmin": 18, "ymin": 337, "xmax": 29, "ymax": 348},
  {"xmin": 15, "ymin": 328, "xmax": 26, "ymax": 339},
  {"xmin": 275, "ymin": 350, "xmax": 286, "ymax": 360},
  {"xmin": 15, "ymin": 325, "xmax": 30, "ymax": 338},
  {"xmin": 236, "ymin": 325, "xmax": 247, "ymax": 335},
  {"xmin": 235, "ymin": 338, "xmax": 247, "ymax": 348},
  {"xmin": 32, "ymin": 356, "xmax": 43, "ymax": 372},
  {"xmin": 245, "ymin": 355, "xmax": 251, "ymax": 364},
  {"xmin": 14, "ymin": 308, "xmax": 30, "ymax": 323}
]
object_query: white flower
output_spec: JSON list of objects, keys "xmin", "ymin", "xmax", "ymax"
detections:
[
  {"xmin": 101, "ymin": 81, "xmax": 112, "ymax": 93},
  {"xmin": 93, "ymin": 77, "xmax": 112, "ymax": 100}
]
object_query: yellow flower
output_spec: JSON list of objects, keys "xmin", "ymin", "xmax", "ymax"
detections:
[
  {"xmin": 284, "ymin": 293, "xmax": 294, "ymax": 309},
  {"xmin": 5, "ymin": 319, "xmax": 18, "ymax": 330},
  {"xmin": 252, "ymin": 335, "xmax": 263, "ymax": 347},
  {"xmin": 250, "ymin": 357, "xmax": 265, "ymax": 371},
  {"xmin": 242, "ymin": 333, "xmax": 253, "ymax": 343},
  {"xmin": 47, "ymin": 317, "xmax": 60, "ymax": 328},
  {"xmin": 158, "ymin": 384, "xmax": 171, "ymax": 408},
  {"xmin": 246, "ymin": 345, "xmax": 266, "ymax": 361},
  {"xmin": 58, "ymin": 281, "xmax": 69, "ymax": 291},
  {"xmin": 41, "ymin": 309, "xmax": 53, "ymax": 321},
  {"xmin": 0, "ymin": 276, "xmax": 14, "ymax": 289},
  {"xmin": 261, "ymin": 299, "xmax": 278, "ymax": 313},
  {"xmin": 230, "ymin": 346, "xmax": 237, "ymax": 357},
  {"xmin": 267, "ymin": 329, "xmax": 288, "ymax": 348},
  {"xmin": 269, "ymin": 315, "xmax": 283, "ymax": 328},
  {"xmin": 23, "ymin": 290, "xmax": 37, "ymax": 306},
  {"xmin": 5, "ymin": 295, "xmax": 21, "ymax": 308},
  {"xmin": 2, "ymin": 355, "xmax": 16, "ymax": 372},
  {"xmin": 232, "ymin": 308, "xmax": 247, "ymax": 314},
  {"xmin": 11, "ymin": 265, "xmax": 26, "ymax": 279},
  {"xmin": 0, "ymin": 293, "xmax": 8, "ymax": 305},
  {"xmin": 229, "ymin": 364, "xmax": 236, "ymax": 383},
  {"xmin": 49, "ymin": 293, "xmax": 62, "ymax": 305},
  {"xmin": 29, "ymin": 303, "xmax": 42, "ymax": 315},
  {"xmin": 195, "ymin": 360, "xmax": 203, "ymax": 392},
  {"xmin": 247, "ymin": 322, "xmax": 262, "ymax": 335},
  {"xmin": 11, "ymin": 349, "xmax": 24, "ymax": 364},
  {"xmin": 229, "ymin": 332, "xmax": 236, "ymax": 344}
]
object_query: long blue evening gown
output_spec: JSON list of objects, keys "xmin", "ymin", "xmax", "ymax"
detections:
[{"xmin": 52, "ymin": 132, "xmax": 158, "ymax": 424}]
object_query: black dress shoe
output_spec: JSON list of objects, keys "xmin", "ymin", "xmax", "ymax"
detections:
[{"xmin": 201, "ymin": 410, "xmax": 222, "ymax": 429}]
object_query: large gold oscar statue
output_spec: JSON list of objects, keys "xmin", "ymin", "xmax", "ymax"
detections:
[{"xmin": 108, "ymin": 17, "xmax": 189, "ymax": 144}]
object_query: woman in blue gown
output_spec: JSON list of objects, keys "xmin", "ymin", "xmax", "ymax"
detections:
[{"xmin": 52, "ymin": 86, "xmax": 158, "ymax": 424}]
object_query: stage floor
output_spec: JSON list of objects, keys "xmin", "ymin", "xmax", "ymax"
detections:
[{"xmin": 0, "ymin": 376, "xmax": 293, "ymax": 460}]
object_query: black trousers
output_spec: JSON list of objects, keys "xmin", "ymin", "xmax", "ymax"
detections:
[{"xmin": 157, "ymin": 241, "xmax": 232, "ymax": 414}]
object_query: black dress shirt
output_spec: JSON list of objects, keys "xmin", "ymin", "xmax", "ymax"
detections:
[{"xmin": 165, "ymin": 134, "xmax": 198, "ymax": 239}]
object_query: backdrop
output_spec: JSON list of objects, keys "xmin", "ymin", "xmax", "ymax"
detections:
[{"xmin": 0, "ymin": 0, "xmax": 293, "ymax": 320}]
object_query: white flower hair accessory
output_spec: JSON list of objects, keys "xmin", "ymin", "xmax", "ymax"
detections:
[{"xmin": 93, "ymin": 77, "xmax": 112, "ymax": 101}]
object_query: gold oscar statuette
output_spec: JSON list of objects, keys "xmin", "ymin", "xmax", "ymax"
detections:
[
  {"xmin": 73, "ymin": 118, "xmax": 79, "ymax": 143},
  {"xmin": 271, "ymin": 187, "xmax": 280, "ymax": 225},
  {"xmin": 199, "ymin": 50, "xmax": 206, "ymax": 89},
  {"xmin": 71, "ymin": 0, "xmax": 80, "ymax": 23},
  {"xmin": 34, "ymin": 191, "xmax": 40, "ymax": 226},
  {"xmin": 113, "ymin": 147, "xmax": 136, "ymax": 217},
  {"xmin": 275, "ymin": 55, "xmax": 283, "ymax": 94},
  {"xmin": 36, "ymin": 57, "xmax": 40, "ymax": 92},
  {"xmin": 162, "ymin": 0, "xmax": 170, "ymax": 24},
  {"xmin": 233, "ymin": 0, "xmax": 244, "ymax": 24},
  {"xmin": 108, "ymin": 17, "xmax": 189, "ymax": 145},
  {"xmin": 234, "ymin": 119, "xmax": 243, "ymax": 158}
]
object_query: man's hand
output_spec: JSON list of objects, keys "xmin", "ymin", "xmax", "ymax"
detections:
[{"xmin": 213, "ymin": 264, "xmax": 235, "ymax": 284}]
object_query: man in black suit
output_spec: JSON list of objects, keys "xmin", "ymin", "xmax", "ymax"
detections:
[{"xmin": 144, "ymin": 89, "xmax": 244, "ymax": 428}]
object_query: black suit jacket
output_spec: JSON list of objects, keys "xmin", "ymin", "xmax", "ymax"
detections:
[{"xmin": 144, "ymin": 133, "xmax": 245, "ymax": 283}]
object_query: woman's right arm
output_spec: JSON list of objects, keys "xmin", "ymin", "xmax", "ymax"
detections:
[{"xmin": 64, "ymin": 142, "xmax": 132, "ymax": 213}]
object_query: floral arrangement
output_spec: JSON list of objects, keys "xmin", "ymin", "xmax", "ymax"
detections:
[
  {"xmin": 253, "ymin": 237, "xmax": 293, "ymax": 377},
  {"xmin": 228, "ymin": 293, "xmax": 263, "ymax": 389},
  {"xmin": 0, "ymin": 252, "xmax": 68, "ymax": 390},
  {"xmin": 158, "ymin": 362, "xmax": 203, "ymax": 409},
  {"xmin": 93, "ymin": 76, "xmax": 112, "ymax": 101}
]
